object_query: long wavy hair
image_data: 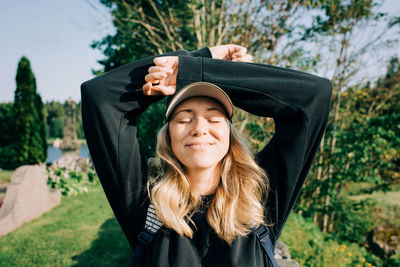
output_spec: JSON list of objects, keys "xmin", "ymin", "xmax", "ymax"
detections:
[{"xmin": 147, "ymin": 122, "xmax": 269, "ymax": 245}]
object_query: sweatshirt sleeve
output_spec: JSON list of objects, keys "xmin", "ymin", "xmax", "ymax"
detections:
[
  {"xmin": 176, "ymin": 56, "xmax": 332, "ymax": 242},
  {"xmin": 80, "ymin": 48, "xmax": 212, "ymax": 250}
]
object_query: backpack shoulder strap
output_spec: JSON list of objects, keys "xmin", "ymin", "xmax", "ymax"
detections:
[
  {"xmin": 131, "ymin": 205, "xmax": 278, "ymax": 267},
  {"xmin": 130, "ymin": 203, "xmax": 163, "ymax": 267},
  {"xmin": 254, "ymin": 225, "xmax": 278, "ymax": 267}
]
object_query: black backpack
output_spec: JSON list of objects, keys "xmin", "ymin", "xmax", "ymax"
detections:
[{"xmin": 130, "ymin": 203, "xmax": 278, "ymax": 267}]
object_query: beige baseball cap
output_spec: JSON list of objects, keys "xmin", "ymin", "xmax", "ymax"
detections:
[{"xmin": 165, "ymin": 82, "xmax": 233, "ymax": 121}]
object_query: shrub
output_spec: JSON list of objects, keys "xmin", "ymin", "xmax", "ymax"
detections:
[
  {"xmin": 281, "ymin": 213, "xmax": 381, "ymax": 266},
  {"xmin": 46, "ymin": 157, "xmax": 98, "ymax": 196},
  {"xmin": 332, "ymin": 197, "xmax": 375, "ymax": 244}
]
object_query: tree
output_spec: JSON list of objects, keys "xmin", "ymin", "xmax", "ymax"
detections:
[
  {"xmin": 296, "ymin": 0, "xmax": 400, "ymax": 233},
  {"xmin": 90, "ymin": 0, "xmax": 329, "ymax": 156},
  {"xmin": 75, "ymin": 101, "xmax": 85, "ymax": 140},
  {"xmin": 13, "ymin": 56, "xmax": 47, "ymax": 167},
  {"xmin": 45, "ymin": 101, "xmax": 65, "ymax": 139},
  {"xmin": 0, "ymin": 102, "xmax": 16, "ymax": 169},
  {"xmin": 0, "ymin": 103, "xmax": 15, "ymax": 147}
]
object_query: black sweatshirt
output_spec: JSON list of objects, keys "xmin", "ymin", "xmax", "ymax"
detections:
[{"xmin": 81, "ymin": 47, "xmax": 332, "ymax": 267}]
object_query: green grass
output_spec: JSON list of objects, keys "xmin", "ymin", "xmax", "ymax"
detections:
[
  {"xmin": 0, "ymin": 169, "xmax": 14, "ymax": 182},
  {"xmin": 349, "ymin": 190, "xmax": 400, "ymax": 226},
  {"xmin": 0, "ymin": 186, "xmax": 132, "ymax": 266}
]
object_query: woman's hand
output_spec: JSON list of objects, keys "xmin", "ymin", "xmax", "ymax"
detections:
[
  {"xmin": 143, "ymin": 45, "xmax": 252, "ymax": 96},
  {"xmin": 143, "ymin": 56, "xmax": 179, "ymax": 96},
  {"xmin": 209, "ymin": 44, "xmax": 253, "ymax": 62}
]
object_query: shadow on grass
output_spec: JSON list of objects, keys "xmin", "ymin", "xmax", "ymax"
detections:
[{"xmin": 71, "ymin": 218, "xmax": 132, "ymax": 266}]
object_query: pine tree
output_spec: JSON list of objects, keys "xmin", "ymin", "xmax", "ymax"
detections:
[{"xmin": 13, "ymin": 56, "xmax": 47, "ymax": 166}]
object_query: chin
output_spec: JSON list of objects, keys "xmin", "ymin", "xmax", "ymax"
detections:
[
  {"xmin": 181, "ymin": 156, "xmax": 221, "ymax": 170},
  {"xmin": 184, "ymin": 161, "xmax": 218, "ymax": 170}
]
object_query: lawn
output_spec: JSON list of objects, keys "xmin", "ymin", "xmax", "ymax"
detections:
[
  {"xmin": 0, "ymin": 169, "xmax": 14, "ymax": 182},
  {"xmin": 0, "ymin": 186, "xmax": 132, "ymax": 266}
]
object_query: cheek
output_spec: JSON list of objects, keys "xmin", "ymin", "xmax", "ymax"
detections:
[
  {"xmin": 215, "ymin": 126, "xmax": 231, "ymax": 154},
  {"xmin": 169, "ymin": 126, "xmax": 185, "ymax": 157}
]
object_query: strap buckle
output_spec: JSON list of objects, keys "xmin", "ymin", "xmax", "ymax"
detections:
[
  {"xmin": 137, "ymin": 230, "xmax": 153, "ymax": 247},
  {"xmin": 254, "ymin": 225, "xmax": 270, "ymax": 243}
]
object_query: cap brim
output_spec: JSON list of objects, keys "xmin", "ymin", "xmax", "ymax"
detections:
[{"xmin": 165, "ymin": 82, "xmax": 233, "ymax": 121}]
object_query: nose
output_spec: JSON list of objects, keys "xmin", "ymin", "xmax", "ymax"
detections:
[{"xmin": 190, "ymin": 117, "xmax": 208, "ymax": 136}]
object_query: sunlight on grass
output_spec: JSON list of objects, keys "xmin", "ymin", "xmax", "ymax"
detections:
[
  {"xmin": 349, "ymin": 190, "xmax": 400, "ymax": 226},
  {"xmin": 0, "ymin": 186, "xmax": 132, "ymax": 266},
  {"xmin": 0, "ymin": 169, "xmax": 14, "ymax": 182}
]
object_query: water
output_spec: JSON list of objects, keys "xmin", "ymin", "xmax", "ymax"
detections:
[{"xmin": 46, "ymin": 144, "xmax": 89, "ymax": 163}]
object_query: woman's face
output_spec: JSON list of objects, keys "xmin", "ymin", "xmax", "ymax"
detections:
[{"xmin": 168, "ymin": 97, "xmax": 230, "ymax": 171}]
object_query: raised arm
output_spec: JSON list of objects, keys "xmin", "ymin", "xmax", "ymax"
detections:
[
  {"xmin": 173, "ymin": 56, "xmax": 332, "ymax": 242},
  {"xmin": 80, "ymin": 48, "xmax": 212, "ymax": 249}
]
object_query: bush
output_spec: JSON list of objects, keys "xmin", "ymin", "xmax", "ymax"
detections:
[
  {"xmin": 46, "ymin": 158, "xmax": 98, "ymax": 196},
  {"xmin": 281, "ymin": 213, "xmax": 381, "ymax": 267},
  {"xmin": 0, "ymin": 145, "xmax": 18, "ymax": 170},
  {"xmin": 332, "ymin": 197, "xmax": 375, "ymax": 244}
]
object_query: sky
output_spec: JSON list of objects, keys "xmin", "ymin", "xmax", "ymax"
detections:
[
  {"xmin": 0, "ymin": 0, "xmax": 399, "ymax": 103},
  {"xmin": 0, "ymin": 0, "xmax": 113, "ymax": 102}
]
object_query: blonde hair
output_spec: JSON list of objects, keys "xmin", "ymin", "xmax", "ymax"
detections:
[{"xmin": 147, "ymin": 122, "xmax": 269, "ymax": 244}]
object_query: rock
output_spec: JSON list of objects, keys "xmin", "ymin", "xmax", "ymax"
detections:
[
  {"xmin": 0, "ymin": 164, "xmax": 61, "ymax": 236},
  {"xmin": 368, "ymin": 225, "xmax": 400, "ymax": 258},
  {"xmin": 275, "ymin": 240, "xmax": 300, "ymax": 267}
]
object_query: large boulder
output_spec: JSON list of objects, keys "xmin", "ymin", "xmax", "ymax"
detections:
[{"xmin": 0, "ymin": 164, "xmax": 61, "ymax": 236}]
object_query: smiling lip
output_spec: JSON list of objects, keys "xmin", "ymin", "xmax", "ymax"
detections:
[{"xmin": 185, "ymin": 142, "xmax": 215, "ymax": 149}]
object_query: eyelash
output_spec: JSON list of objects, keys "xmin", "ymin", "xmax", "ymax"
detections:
[{"xmin": 177, "ymin": 119, "xmax": 221, "ymax": 124}]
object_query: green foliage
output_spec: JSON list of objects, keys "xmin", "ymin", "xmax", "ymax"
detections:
[
  {"xmin": 93, "ymin": 0, "xmax": 199, "ymax": 72},
  {"xmin": 44, "ymin": 100, "xmax": 85, "ymax": 140},
  {"xmin": 47, "ymin": 164, "xmax": 98, "ymax": 196},
  {"xmin": 12, "ymin": 56, "xmax": 47, "ymax": 167},
  {"xmin": 92, "ymin": 0, "xmax": 336, "ymax": 157},
  {"xmin": 297, "ymin": 57, "xmax": 400, "ymax": 251},
  {"xmin": 44, "ymin": 101, "xmax": 65, "ymax": 139},
  {"xmin": 306, "ymin": 0, "xmax": 376, "ymax": 36},
  {"xmin": 0, "ymin": 102, "xmax": 15, "ymax": 147},
  {"xmin": 331, "ymin": 197, "xmax": 375, "ymax": 244},
  {"xmin": 349, "ymin": 189, "xmax": 400, "ymax": 229},
  {"xmin": 91, "ymin": 0, "xmax": 400, "ymax": 262},
  {"xmin": 75, "ymin": 101, "xmax": 85, "ymax": 139},
  {"xmin": 281, "ymin": 213, "xmax": 382, "ymax": 267},
  {"xmin": 35, "ymin": 93, "xmax": 47, "ymax": 162},
  {"xmin": 0, "ymin": 103, "xmax": 16, "ymax": 169},
  {"xmin": 137, "ymin": 99, "xmax": 167, "ymax": 159}
]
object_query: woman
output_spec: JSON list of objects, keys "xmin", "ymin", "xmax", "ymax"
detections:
[{"xmin": 81, "ymin": 44, "xmax": 332, "ymax": 266}]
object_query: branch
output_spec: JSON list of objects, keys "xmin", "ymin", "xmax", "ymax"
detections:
[{"xmin": 148, "ymin": 0, "xmax": 176, "ymax": 50}]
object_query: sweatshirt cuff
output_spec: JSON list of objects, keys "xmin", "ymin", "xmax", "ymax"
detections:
[
  {"xmin": 190, "ymin": 47, "xmax": 212, "ymax": 58},
  {"xmin": 176, "ymin": 56, "xmax": 203, "ymax": 91}
]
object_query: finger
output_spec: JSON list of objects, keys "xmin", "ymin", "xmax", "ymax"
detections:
[
  {"xmin": 232, "ymin": 45, "xmax": 247, "ymax": 55},
  {"xmin": 154, "ymin": 56, "xmax": 173, "ymax": 67},
  {"xmin": 145, "ymin": 72, "xmax": 168, "ymax": 83},
  {"xmin": 148, "ymin": 66, "xmax": 173, "ymax": 74},
  {"xmin": 152, "ymin": 85, "xmax": 176, "ymax": 95},
  {"xmin": 232, "ymin": 50, "xmax": 247, "ymax": 59},
  {"xmin": 142, "ymin": 82, "xmax": 153, "ymax": 95},
  {"xmin": 233, "ymin": 54, "xmax": 253, "ymax": 62}
]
